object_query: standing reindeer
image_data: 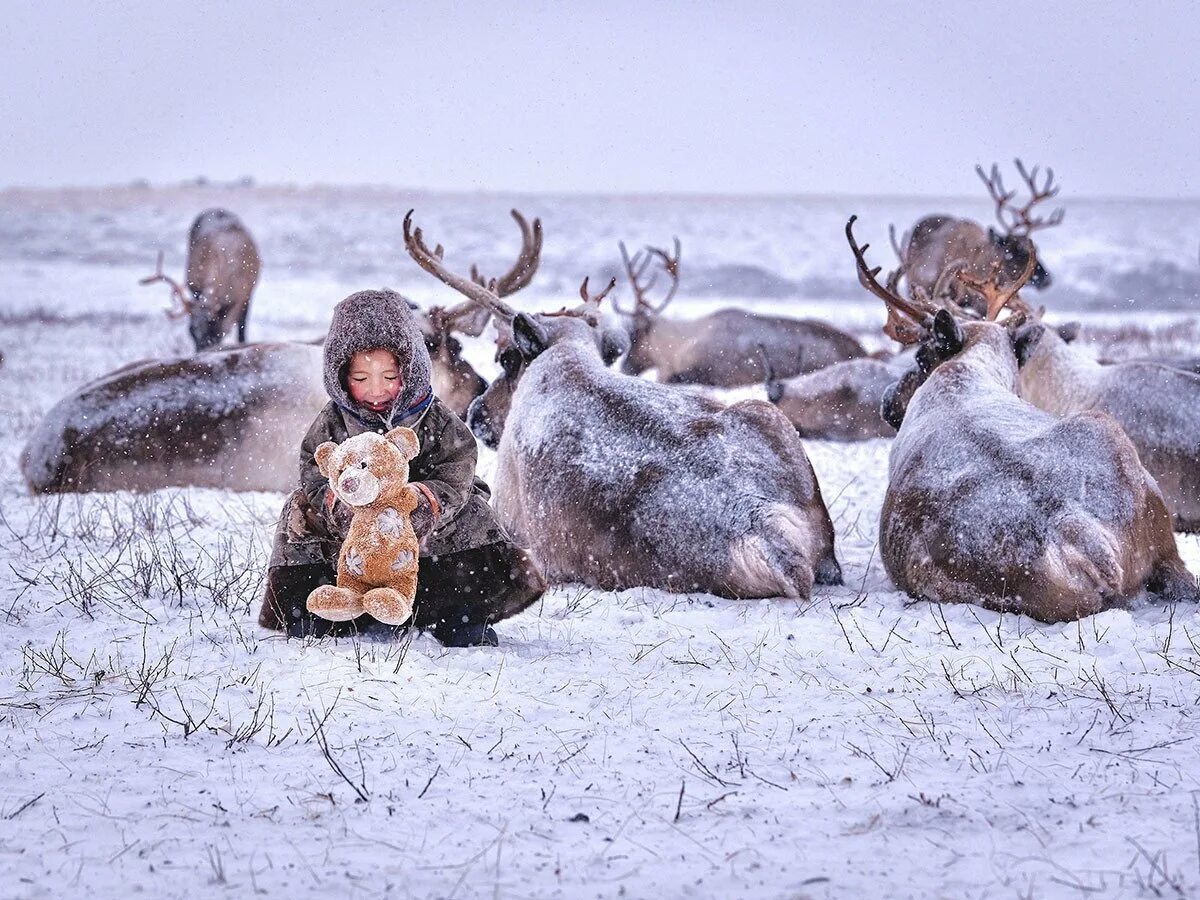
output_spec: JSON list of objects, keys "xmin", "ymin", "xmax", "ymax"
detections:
[
  {"xmin": 847, "ymin": 217, "xmax": 1196, "ymax": 623},
  {"xmin": 141, "ymin": 208, "xmax": 261, "ymax": 351},
  {"xmin": 405, "ymin": 211, "xmax": 843, "ymax": 600},
  {"xmin": 894, "ymin": 160, "xmax": 1062, "ymax": 312},
  {"xmin": 616, "ymin": 240, "xmax": 866, "ymax": 386},
  {"xmin": 415, "ymin": 209, "xmax": 544, "ymax": 419}
]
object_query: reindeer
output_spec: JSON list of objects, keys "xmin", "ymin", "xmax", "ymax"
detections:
[
  {"xmin": 894, "ymin": 160, "xmax": 1063, "ymax": 313},
  {"xmin": 140, "ymin": 208, "xmax": 261, "ymax": 351},
  {"xmin": 21, "ymin": 342, "xmax": 326, "ymax": 494},
  {"xmin": 1015, "ymin": 321, "xmax": 1200, "ymax": 532},
  {"xmin": 404, "ymin": 211, "xmax": 842, "ymax": 599},
  {"xmin": 615, "ymin": 240, "xmax": 866, "ymax": 387},
  {"xmin": 847, "ymin": 216, "xmax": 1196, "ymax": 622},
  {"xmin": 762, "ymin": 349, "xmax": 911, "ymax": 442},
  {"xmin": 414, "ymin": 209, "xmax": 544, "ymax": 419}
]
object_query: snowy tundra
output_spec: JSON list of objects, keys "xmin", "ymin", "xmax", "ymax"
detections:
[{"xmin": 2, "ymin": 187, "xmax": 1200, "ymax": 899}]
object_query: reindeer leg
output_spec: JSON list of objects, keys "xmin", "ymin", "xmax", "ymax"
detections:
[{"xmin": 237, "ymin": 303, "xmax": 249, "ymax": 344}]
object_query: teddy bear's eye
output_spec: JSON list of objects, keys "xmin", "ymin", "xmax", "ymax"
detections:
[{"xmin": 359, "ymin": 461, "xmax": 368, "ymax": 469}]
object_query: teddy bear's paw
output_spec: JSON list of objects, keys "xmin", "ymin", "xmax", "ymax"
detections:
[
  {"xmin": 307, "ymin": 585, "xmax": 366, "ymax": 622},
  {"xmin": 362, "ymin": 587, "xmax": 414, "ymax": 626}
]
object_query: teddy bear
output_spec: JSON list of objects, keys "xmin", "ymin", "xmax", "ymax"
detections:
[{"xmin": 306, "ymin": 427, "xmax": 422, "ymax": 626}]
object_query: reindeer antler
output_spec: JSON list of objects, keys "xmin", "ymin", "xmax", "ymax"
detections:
[
  {"xmin": 955, "ymin": 237, "xmax": 1038, "ymax": 321},
  {"xmin": 614, "ymin": 237, "xmax": 681, "ymax": 316},
  {"xmin": 428, "ymin": 300, "xmax": 493, "ymax": 338},
  {"xmin": 469, "ymin": 209, "xmax": 543, "ymax": 297},
  {"xmin": 138, "ymin": 251, "xmax": 193, "ymax": 319},
  {"xmin": 403, "ymin": 211, "xmax": 517, "ymax": 322},
  {"xmin": 846, "ymin": 216, "xmax": 940, "ymax": 345},
  {"xmin": 976, "ymin": 160, "xmax": 1065, "ymax": 236}
]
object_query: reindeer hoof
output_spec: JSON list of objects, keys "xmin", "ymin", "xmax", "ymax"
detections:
[
  {"xmin": 307, "ymin": 585, "xmax": 365, "ymax": 622},
  {"xmin": 362, "ymin": 587, "xmax": 414, "ymax": 626}
]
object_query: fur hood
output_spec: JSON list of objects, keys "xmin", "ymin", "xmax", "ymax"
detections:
[{"xmin": 323, "ymin": 290, "xmax": 433, "ymax": 427}]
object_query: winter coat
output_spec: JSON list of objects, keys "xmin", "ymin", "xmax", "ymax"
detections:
[{"xmin": 268, "ymin": 289, "xmax": 511, "ymax": 571}]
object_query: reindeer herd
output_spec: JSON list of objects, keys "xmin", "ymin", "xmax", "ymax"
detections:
[{"xmin": 18, "ymin": 162, "xmax": 1200, "ymax": 624}]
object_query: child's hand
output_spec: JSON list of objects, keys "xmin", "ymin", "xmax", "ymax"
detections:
[
  {"xmin": 410, "ymin": 488, "xmax": 437, "ymax": 540},
  {"xmin": 324, "ymin": 489, "xmax": 355, "ymax": 538}
]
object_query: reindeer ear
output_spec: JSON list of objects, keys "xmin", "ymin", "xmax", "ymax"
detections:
[
  {"xmin": 512, "ymin": 313, "xmax": 548, "ymax": 360},
  {"xmin": 1010, "ymin": 323, "xmax": 1046, "ymax": 367},
  {"xmin": 599, "ymin": 325, "xmax": 630, "ymax": 365},
  {"xmin": 931, "ymin": 309, "xmax": 963, "ymax": 356},
  {"xmin": 314, "ymin": 442, "xmax": 338, "ymax": 477},
  {"xmin": 1056, "ymin": 321, "xmax": 1081, "ymax": 344},
  {"xmin": 385, "ymin": 427, "xmax": 420, "ymax": 461}
]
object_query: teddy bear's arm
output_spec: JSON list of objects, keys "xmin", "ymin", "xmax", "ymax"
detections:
[{"xmin": 298, "ymin": 405, "xmax": 354, "ymax": 537}]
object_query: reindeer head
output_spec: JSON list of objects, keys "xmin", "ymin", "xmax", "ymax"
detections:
[
  {"xmin": 467, "ymin": 279, "xmax": 629, "ymax": 448},
  {"xmin": 846, "ymin": 216, "xmax": 1037, "ymax": 428},
  {"xmin": 977, "ymin": 160, "xmax": 1065, "ymax": 292},
  {"xmin": 613, "ymin": 238, "xmax": 681, "ymax": 375},
  {"xmin": 403, "ymin": 211, "xmax": 627, "ymax": 448}
]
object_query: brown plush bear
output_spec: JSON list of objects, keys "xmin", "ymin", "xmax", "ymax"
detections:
[{"xmin": 306, "ymin": 427, "xmax": 422, "ymax": 625}]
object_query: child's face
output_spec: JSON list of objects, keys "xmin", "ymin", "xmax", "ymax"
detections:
[{"xmin": 347, "ymin": 349, "xmax": 402, "ymax": 412}]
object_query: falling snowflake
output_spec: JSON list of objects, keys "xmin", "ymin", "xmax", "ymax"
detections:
[
  {"xmin": 378, "ymin": 507, "xmax": 406, "ymax": 537},
  {"xmin": 390, "ymin": 550, "xmax": 415, "ymax": 572},
  {"xmin": 344, "ymin": 546, "xmax": 365, "ymax": 576}
]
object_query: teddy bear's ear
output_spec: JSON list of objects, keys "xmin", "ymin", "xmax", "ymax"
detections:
[
  {"xmin": 385, "ymin": 427, "xmax": 420, "ymax": 461},
  {"xmin": 314, "ymin": 442, "xmax": 338, "ymax": 476}
]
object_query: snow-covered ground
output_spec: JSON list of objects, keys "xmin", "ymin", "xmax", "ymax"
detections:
[{"xmin": 2, "ymin": 187, "xmax": 1200, "ymax": 899}]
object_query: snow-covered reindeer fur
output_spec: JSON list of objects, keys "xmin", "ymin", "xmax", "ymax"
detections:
[
  {"xmin": 893, "ymin": 161, "xmax": 1060, "ymax": 313},
  {"xmin": 140, "ymin": 208, "xmax": 261, "ymax": 351},
  {"xmin": 21, "ymin": 343, "xmax": 326, "ymax": 493},
  {"xmin": 615, "ymin": 240, "xmax": 865, "ymax": 387},
  {"xmin": 762, "ymin": 351, "xmax": 913, "ymax": 442},
  {"xmin": 405, "ymin": 212, "xmax": 843, "ymax": 599},
  {"xmin": 848, "ymin": 217, "xmax": 1197, "ymax": 623},
  {"xmin": 1017, "ymin": 326, "xmax": 1200, "ymax": 531}
]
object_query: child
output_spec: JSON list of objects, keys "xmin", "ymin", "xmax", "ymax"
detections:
[{"xmin": 258, "ymin": 289, "xmax": 546, "ymax": 646}]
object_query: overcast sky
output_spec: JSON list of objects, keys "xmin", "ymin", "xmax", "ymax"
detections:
[{"xmin": 2, "ymin": 1, "xmax": 1197, "ymax": 198}]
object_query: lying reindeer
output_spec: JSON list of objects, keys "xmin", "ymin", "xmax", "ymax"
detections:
[
  {"xmin": 848, "ymin": 217, "xmax": 1196, "ymax": 622},
  {"xmin": 762, "ymin": 350, "xmax": 911, "ymax": 442},
  {"xmin": 415, "ymin": 209, "xmax": 544, "ymax": 419},
  {"xmin": 405, "ymin": 211, "xmax": 843, "ymax": 599},
  {"xmin": 21, "ymin": 343, "xmax": 326, "ymax": 493},
  {"xmin": 1016, "ymin": 322, "xmax": 1200, "ymax": 532},
  {"xmin": 140, "ymin": 208, "xmax": 261, "ymax": 351},
  {"xmin": 616, "ymin": 239, "xmax": 865, "ymax": 386},
  {"xmin": 893, "ymin": 160, "xmax": 1062, "ymax": 312}
]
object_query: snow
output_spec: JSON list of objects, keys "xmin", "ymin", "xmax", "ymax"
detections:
[{"xmin": 3, "ymin": 187, "xmax": 1200, "ymax": 898}]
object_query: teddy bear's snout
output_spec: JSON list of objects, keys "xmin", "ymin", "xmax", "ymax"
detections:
[{"xmin": 335, "ymin": 466, "xmax": 381, "ymax": 506}]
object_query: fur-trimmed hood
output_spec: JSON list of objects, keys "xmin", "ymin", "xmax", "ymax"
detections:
[{"xmin": 323, "ymin": 290, "xmax": 433, "ymax": 427}]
